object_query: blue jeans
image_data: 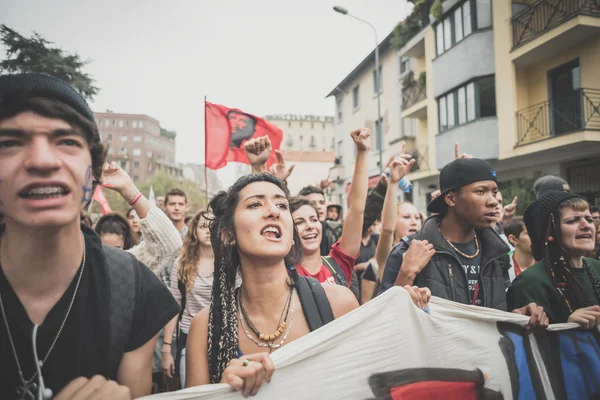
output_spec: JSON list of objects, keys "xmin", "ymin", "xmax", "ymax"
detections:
[{"xmin": 179, "ymin": 347, "xmax": 186, "ymax": 388}]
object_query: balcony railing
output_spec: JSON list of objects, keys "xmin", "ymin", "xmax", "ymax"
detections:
[
  {"xmin": 402, "ymin": 83, "xmax": 427, "ymax": 110},
  {"xmin": 411, "ymin": 146, "xmax": 429, "ymax": 172},
  {"xmin": 512, "ymin": 0, "xmax": 600, "ymax": 48},
  {"xmin": 516, "ymin": 88, "xmax": 600, "ymax": 145}
]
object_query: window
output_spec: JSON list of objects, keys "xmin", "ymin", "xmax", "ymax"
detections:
[
  {"xmin": 439, "ymin": 96, "xmax": 447, "ymax": 131},
  {"xmin": 111, "ymin": 120, "xmax": 116, "ymax": 127},
  {"xmin": 477, "ymin": 76, "xmax": 496, "ymax": 117},
  {"xmin": 476, "ymin": 0, "xmax": 492, "ymax": 29},
  {"xmin": 120, "ymin": 161, "xmax": 127, "ymax": 169},
  {"xmin": 133, "ymin": 135, "xmax": 142, "ymax": 142},
  {"xmin": 147, "ymin": 151, "xmax": 153, "ymax": 158},
  {"xmin": 288, "ymin": 121, "xmax": 292, "ymax": 128},
  {"xmin": 400, "ymin": 57, "xmax": 409, "ymax": 75},
  {"xmin": 457, "ymin": 87, "xmax": 467, "ymax": 124},
  {"xmin": 435, "ymin": 0, "xmax": 488, "ymax": 56},
  {"xmin": 454, "ymin": 8, "xmax": 463, "ymax": 43},
  {"xmin": 310, "ymin": 136, "xmax": 317, "ymax": 148},
  {"xmin": 463, "ymin": 2, "xmax": 472, "ymax": 36},
  {"xmin": 436, "ymin": 23, "xmax": 444, "ymax": 55},
  {"xmin": 133, "ymin": 149, "xmax": 141, "ymax": 156},
  {"xmin": 373, "ymin": 66, "xmax": 382, "ymax": 94},
  {"xmin": 121, "ymin": 134, "xmax": 128, "ymax": 142},
  {"xmin": 438, "ymin": 76, "xmax": 496, "ymax": 132},
  {"xmin": 443, "ymin": 18, "xmax": 452, "ymax": 51},
  {"xmin": 374, "ymin": 118, "xmax": 383, "ymax": 151},
  {"xmin": 402, "ymin": 118, "xmax": 417, "ymax": 137},
  {"xmin": 107, "ymin": 148, "xmax": 113, "ymax": 156},
  {"xmin": 139, "ymin": 121, "xmax": 144, "ymax": 128},
  {"xmin": 118, "ymin": 120, "xmax": 124, "ymax": 128},
  {"xmin": 466, "ymin": 82, "xmax": 476, "ymax": 121},
  {"xmin": 286, "ymin": 135, "xmax": 294, "ymax": 147},
  {"xmin": 133, "ymin": 161, "xmax": 140, "ymax": 168},
  {"xmin": 336, "ymin": 98, "xmax": 343, "ymax": 122},
  {"xmin": 107, "ymin": 133, "xmax": 113, "ymax": 140},
  {"xmin": 447, "ymin": 92, "xmax": 456, "ymax": 128},
  {"xmin": 120, "ymin": 147, "xmax": 127, "ymax": 154},
  {"xmin": 132, "ymin": 121, "xmax": 138, "ymax": 128},
  {"xmin": 352, "ymin": 85, "xmax": 360, "ymax": 109}
]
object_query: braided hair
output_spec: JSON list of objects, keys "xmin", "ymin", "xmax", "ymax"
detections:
[
  {"xmin": 202, "ymin": 173, "xmax": 303, "ymax": 383},
  {"xmin": 542, "ymin": 198, "xmax": 600, "ymax": 312}
]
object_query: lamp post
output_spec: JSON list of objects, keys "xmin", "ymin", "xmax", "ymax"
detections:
[{"xmin": 333, "ymin": 6, "xmax": 383, "ymax": 174}]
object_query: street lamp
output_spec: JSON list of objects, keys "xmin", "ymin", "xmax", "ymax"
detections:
[{"xmin": 333, "ymin": 6, "xmax": 383, "ymax": 174}]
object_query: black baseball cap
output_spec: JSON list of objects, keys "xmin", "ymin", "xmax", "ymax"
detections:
[
  {"xmin": 428, "ymin": 158, "xmax": 497, "ymax": 214},
  {"xmin": 533, "ymin": 175, "xmax": 570, "ymax": 199}
]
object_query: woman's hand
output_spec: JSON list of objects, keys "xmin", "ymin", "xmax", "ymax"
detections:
[
  {"xmin": 221, "ymin": 353, "xmax": 275, "ymax": 397},
  {"xmin": 161, "ymin": 349, "xmax": 176, "ymax": 379},
  {"xmin": 403, "ymin": 285, "xmax": 432, "ymax": 313},
  {"xmin": 568, "ymin": 306, "xmax": 600, "ymax": 329}
]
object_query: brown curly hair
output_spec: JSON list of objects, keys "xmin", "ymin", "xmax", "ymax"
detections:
[
  {"xmin": 0, "ymin": 95, "xmax": 106, "ymax": 181},
  {"xmin": 178, "ymin": 210, "xmax": 211, "ymax": 292}
]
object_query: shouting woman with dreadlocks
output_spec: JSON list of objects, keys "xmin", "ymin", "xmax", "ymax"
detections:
[
  {"xmin": 184, "ymin": 173, "xmax": 360, "ymax": 396},
  {"xmin": 508, "ymin": 191, "xmax": 600, "ymax": 327}
]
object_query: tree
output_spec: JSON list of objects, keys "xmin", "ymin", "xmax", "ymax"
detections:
[
  {"xmin": 498, "ymin": 171, "xmax": 543, "ymax": 216},
  {"xmin": 0, "ymin": 24, "xmax": 99, "ymax": 100}
]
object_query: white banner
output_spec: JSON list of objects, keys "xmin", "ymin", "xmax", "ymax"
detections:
[{"xmin": 143, "ymin": 287, "xmax": 600, "ymax": 400}]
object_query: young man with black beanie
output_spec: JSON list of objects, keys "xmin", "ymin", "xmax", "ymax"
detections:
[
  {"xmin": 0, "ymin": 73, "xmax": 180, "ymax": 399},
  {"xmin": 380, "ymin": 158, "xmax": 548, "ymax": 327}
]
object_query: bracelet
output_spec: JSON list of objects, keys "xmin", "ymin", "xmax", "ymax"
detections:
[
  {"xmin": 128, "ymin": 192, "xmax": 143, "ymax": 206},
  {"xmin": 163, "ymin": 342, "xmax": 172, "ymax": 346}
]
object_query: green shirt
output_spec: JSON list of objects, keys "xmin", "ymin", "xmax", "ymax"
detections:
[{"xmin": 507, "ymin": 257, "xmax": 600, "ymax": 323}]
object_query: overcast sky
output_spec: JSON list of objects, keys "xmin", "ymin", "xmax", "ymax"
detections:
[{"xmin": 2, "ymin": 0, "xmax": 411, "ymax": 164}]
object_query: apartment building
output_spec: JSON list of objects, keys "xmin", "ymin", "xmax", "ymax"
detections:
[
  {"xmin": 329, "ymin": 0, "xmax": 600, "ymax": 213},
  {"xmin": 95, "ymin": 111, "xmax": 183, "ymax": 184},
  {"xmin": 327, "ymin": 31, "xmax": 423, "ymax": 209},
  {"xmin": 264, "ymin": 114, "xmax": 336, "ymax": 196}
]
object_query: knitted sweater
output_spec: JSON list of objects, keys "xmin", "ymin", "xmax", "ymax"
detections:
[{"xmin": 127, "ymin": 205, "xmax": 183, "ymax": 274}]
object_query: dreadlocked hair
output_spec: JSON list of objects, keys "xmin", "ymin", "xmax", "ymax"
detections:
[
  {"xmin": 178, "ymin": 210, "xmax": 210, "ymax": 293},
  {"xmin": 543, "ymin": 198, "xmax": 600, "ymax": 312},
  {"xmin": 203, "ymin": 173, "xmax": 303, "ymax": 383}
]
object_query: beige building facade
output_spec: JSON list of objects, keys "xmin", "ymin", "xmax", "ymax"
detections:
[
  {"xmin": 264, "ymin": 115, "xmax": 337, "ymax": 197},
  {"xmin": 96, "ymin": 111, "xmax": 182, "ymax": 184}
]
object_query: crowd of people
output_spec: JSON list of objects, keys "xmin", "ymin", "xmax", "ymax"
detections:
[{"xmin": 0, "ymin": 72, "xmax": 599, "ymax": 399}]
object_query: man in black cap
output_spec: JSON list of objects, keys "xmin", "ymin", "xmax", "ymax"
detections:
[
  {"xmin": 0, "ymin": 73, "xmax": 179, "ymax": 399},
  {"xmin": 533, "ymin": 175, "xmax": 571, "ymax": 199},
  {"xmin": 379, "ymin": 158, "xmax": 548, "ymax": 326}
]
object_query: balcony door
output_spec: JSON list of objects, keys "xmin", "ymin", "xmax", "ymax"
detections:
[{"xmin": 549, "ymin": 59, "xmax": 582, "ymax": 135}]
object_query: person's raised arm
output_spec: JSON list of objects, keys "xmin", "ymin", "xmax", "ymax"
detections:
[
  {"xmin": 338, "ymin": 128, "xmax": 370, "ymax": 257},
  {"xmin": 376, "ymin": 145, "xmax": 415, "ymax": 282},
  {"xmin": 100, "ymin": 162, "xmax": 151, "ymax": 219},
  {"xmin": 244, "ymin": 136, "xmax": 271, "ymax": 174}
]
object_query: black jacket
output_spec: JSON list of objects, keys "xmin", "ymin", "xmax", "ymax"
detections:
[{"xmin": 379, "ymin": 215, "xmax": 511, "ymax": 311}]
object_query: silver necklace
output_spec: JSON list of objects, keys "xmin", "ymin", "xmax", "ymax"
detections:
[
  {"xmin": 0, "ymin": 232, "xmax": 87, "ymax": 400},
  {"xmin": 238, "ymin": 288, "xmax": 296, "ymax": 350}
]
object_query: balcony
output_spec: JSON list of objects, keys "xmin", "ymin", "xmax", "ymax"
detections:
[
  {"xmin": 411, "ymin": 146, "xmax": 429, "ymax": 172},
  {"xmin": 516, "ymin": 88, "xmax": 600, "ymax": 146},
  {"xmin": 401, "ymin": 72, "xmax": 428, "ymax": 119},
  {"xmin": 511, "ymin": 0, "xmax": 600, "ymax": 65}
]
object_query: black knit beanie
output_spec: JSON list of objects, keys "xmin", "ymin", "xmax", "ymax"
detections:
[
  {"xmin": 0, "ymin": 72, "xmax": 95, "ymax": 122},
  {"xmin": 524, "ymin": 190, "xmax": 584, "ymax": 261}
]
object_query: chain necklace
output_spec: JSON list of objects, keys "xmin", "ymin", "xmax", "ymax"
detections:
[
  {"xmin": 238, "ymin": 287, "xmax": 295, "ymax": 350},
  {"xmin": 0, "ymin": 233, "xmax": 86, "ymax": 399},
  {"xmin": 239, "ymin": 284, "xmax": 293, "ymax": 341},
  {"xmin": 437, "ymin": 225, "xmax": 480, "ymax": 259}
]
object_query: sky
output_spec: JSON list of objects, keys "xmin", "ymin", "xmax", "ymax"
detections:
[{"xmin": 2, "ymin": 0, "xmax": 412, "ymax": 165}]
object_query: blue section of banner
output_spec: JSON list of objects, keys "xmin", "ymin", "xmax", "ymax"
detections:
[
  {"xmin": 504, "ymin": 331, "xmax": 536, "ymax": 400},
  {"xmin": 559, "ymin": 331, "xmax": 600, "ymax": 400}
]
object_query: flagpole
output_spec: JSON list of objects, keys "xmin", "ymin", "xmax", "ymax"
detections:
[{"xmin": 204, "ymin": 95, "xmax": 209, "ymax": 205}]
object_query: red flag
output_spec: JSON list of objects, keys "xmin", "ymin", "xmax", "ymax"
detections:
[
  {"xmin": 93, "ymin": 186, "xmax": 112, "ymax": 215},
  {"xmin": 205, "ymin": 101, "xmax": 283, "ymax": 170}
]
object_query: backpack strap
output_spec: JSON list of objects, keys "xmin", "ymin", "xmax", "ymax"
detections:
[
  {"xmin": 321, "ymin": 255, "xmax": 348, "ymax": 287},
  {"xmin": 175, "ymin": 279, "xmax": 187, "ymax": 376},
  {"xmin": 103, "ymin": 245, "xmax": 138, "ymax": 376},
  {"xmin": 295, "ymin": 276, "xmax": 335, "ymax": 331}
]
